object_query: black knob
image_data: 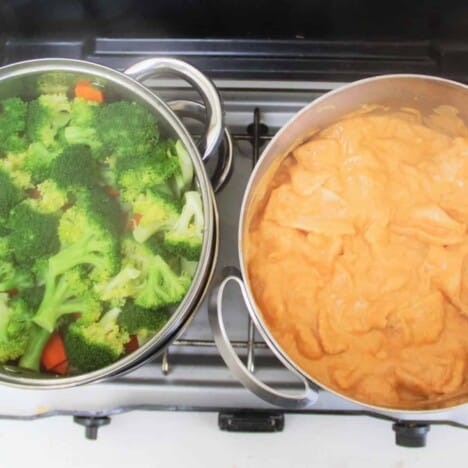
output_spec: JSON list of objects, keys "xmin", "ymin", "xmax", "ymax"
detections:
[
  {"xmin": 74, "ymin": 416, "xmax": 111, "ymax": 440},
  {"xmin": 392, "ymin": 422, "xmax": 430, "ymax": 447}
]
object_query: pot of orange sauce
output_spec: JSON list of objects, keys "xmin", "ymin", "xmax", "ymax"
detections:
[{"xmin": 208, "ymin": 75, "xmax": 468, "ymax": 413}]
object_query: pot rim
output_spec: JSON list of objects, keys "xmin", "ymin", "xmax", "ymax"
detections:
[
  {"xmin": 238, "ymin": 73, "xmax": 468, "ymax": 414},
  {"xmin": 0, "ymin": 58, "xmax": 217, "ymax": 388}
]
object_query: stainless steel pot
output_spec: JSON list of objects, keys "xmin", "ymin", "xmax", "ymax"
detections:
[
  {"xmin": 0, "ymin": 57, "xmax": 228, "ymax": 388},
  {"xmin": 209, "ymin": 74, "xmax": 468, "ymax": 413}
]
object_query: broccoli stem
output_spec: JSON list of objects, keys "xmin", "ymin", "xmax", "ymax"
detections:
[
  {"xmin": 33, "ymin": 274, "xmax": 88, "ymax": 332},
  {"xmin": 18, "ymin": 325, "xmax": 51, "ymax": 371}
]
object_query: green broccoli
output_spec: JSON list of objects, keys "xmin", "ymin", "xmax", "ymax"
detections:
[
  {"xmin": 36, "ymin": 72, "xmax": 77, "ymax": 95},
  {"xmin": 50, "ymin": 145, "xmax": 100, "ymax": 190},
  {"xmin": 164, "ymin": 191, "xmax": 204, "ymax": 261},
  {"xmin": 32, "ymin": 267, "xmax": 102, "ymax": 331},
  {"xmin": 98, "ymin": 266, "xmax": 141, "ymax": 305},
  {"xmin": 7, "ymin": 201, "xmax": 60, "ymax": 266},
  {"xmin": 64, "ymin": 307, "xmax": 130, "ymax": 372},
  {"xmin": 117, "ymin": 157, "xmax": 179, "ymax": 203},
  {"xmin": 134, "ymin": 253, "xmax": 191, "ymax": 309},
  {"xmin": 18, "ymin": 199, "xmax": 119, "ymax": 371},
  {"xmin": 0, "ymin": 97, "xmax": 28, "ymax": 155},
  {"xmin": 55, "ymin": 207, "xmax": 120, "ymax": 284},
  {"xmin": 63, "ymin": 98, "xmax": 104, "ymax": 158},
  {"xmin": 30, "ymin": 180, "xmax": 68, "ymax": 214},
  {"xmin": 0, "ymin": 151, "xmax": 32, "ymax": 190},
  {"xmin": 69, "ymin": 97, "xmax": 99, "ymax": 127},
  {"xmin": 112, "ymin": 140, "xmax": 179, "ymax": 203},
  {"xmin": 23, "ymin": 142, "xmax": 61, "ymax": 184},
  {"xmin": 100, "ymin": 237, "xmax": 191, "ymax": 309},
  {"xmin": 96, "ymin": 101, "xmax": 159, "ymax": 157},
  {"xmin": 0, "ymin": 259, "xmax": 34, "ymax": 292},
  {"xmin": 171, "ymin": 140, "xmax": 194, "ymax": 197},
  {"xmin": 26, "ymin": 93, "xmax": 71, "ymax": 148},
  {"xmin": 77, "ymin": 187, "xmax": 126, "ymax": 238},
  {"xmin": 117, "ymin": 300, "xmax": 171, "ymax": 345},
  {"xmin": 19, "ymin": 268, "xmax": 103, "ymax": 371},
  {"xmin": 0, "ymin": 293, "xmax": 33, "ymax": 364},
  {"xmin": 21, "ymin": 285, "xmax": 46, "ymax": 312},
  {"xmin": 132, "ymin": 190, "xmax": 179, "ymax": 243},
  {"xmin": 0, "ymin": 169, "xmax": 22, "ymax": 222}
]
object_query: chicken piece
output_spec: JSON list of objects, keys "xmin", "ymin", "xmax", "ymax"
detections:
[{"xmin": 391, "ymin": 204, "xmax": 466, "ymax": 245}]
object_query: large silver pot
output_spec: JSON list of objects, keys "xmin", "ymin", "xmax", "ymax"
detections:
[
  {"xmin": 0, "ymin": 57, "xmax": 228, "ymax": 388},
  {"xmin": 209, "ymin": 74, "xmax": 468, "ymax": 413}
]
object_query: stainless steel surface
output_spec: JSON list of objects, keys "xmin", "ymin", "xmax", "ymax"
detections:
[
  {"xmin": 231, "ymin": 74, "xmax": 468, "ymax": 413},
  {"xmin": 209, "ymin": 267, "xmax": 318, "ymax": 409},
  {"xmin": 1, "ymin": 75, "xmax": 467, "ymax": 430},
  {"xmin": 0, "ymin": 58, "xmax": 220, "ymax": 388},
  {"xmin": 124, "ymin": 58, "xmax": 224, "ymax": 161}
]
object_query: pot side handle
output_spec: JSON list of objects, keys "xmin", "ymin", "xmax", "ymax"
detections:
[
  {"xmin": 208, "ymin": 266, "xmax": 319, "ymax": 409},
  {"xmin": 124, "ymin": 57, "xmax": 224, "ymax": 162}
]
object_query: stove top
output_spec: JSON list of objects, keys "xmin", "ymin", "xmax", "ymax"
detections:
[{"xmin": 0, "ymin": 39, "xmax": 467, "ymax": 447}]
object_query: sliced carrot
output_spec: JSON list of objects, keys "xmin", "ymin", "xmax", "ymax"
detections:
[
  {"xmin": 134, "ymin": 213, "xmax": 142, "ymax": 225},
  {"xmin": 51, "ymin": 360, "xmax": 69, "ymax": 375},
  {"xmin": 105, "ymin": 186, "xmax": 120, "ymax": 197},
  {"xmin": 125, "ymin": 335, "xmax": 139, "ymax": 354},
  {"xmin": 74, "ymin": 80, "xmax": 104, "ymax": 103},
  {"xmin": 127, "ymin": 213, "xmax": 142, "ymax": 232},
  {"xmin": 41, "ymin": 332, "xmax": 68, "ymax": 371}
]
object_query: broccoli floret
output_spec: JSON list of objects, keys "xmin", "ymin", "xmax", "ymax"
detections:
[
  {"xmin": 110, "ymin": 141, "xmax": 178, "ymax": 202},
  {"xmin": 164, "ymin": 191, "xmax": 204, "ymax": 261},
  {"xmin": 7, "ymin": 202, "xmax": 60, "ymax": 266},
  {"xmin": 0, "ymin": 293, "xmax": 33, "ymax": 363},
  {"xmin": 0, "ymin": 169, "xmax": 22, "ymax": 221},
  {"xmin": 50, "ymin": 145, "xmax": 100, "ymax": 190},
  {"xmin": 0, "ymin": 260, "xmax": 34, "ymax": 292},
  {"xmin": 26, "ymin": 94, "xmax": 71, "ymax": 148},
  {"xmin": 117, "ymin": 157, "xmax": 179, "ymax": 202},
  {"xmin": 96, "ymin": 101, "xmax": 158, "ymax": 157},
  {"xmin": 19, "ymin": 267, "xmax": 103, "ymax": 371},
  {"xmin": 180, "ymin": 258, "xmax": 198, "ymax": 279},
  {"xmin": 76, "ymin": 187, "xmax": 126, "ymax": 237},
  {"xmin": 64, "ymin": 307, "xmax": 130, "ymax": 372},
  {"xmin": 69, "ymin": 97, "xmax": 99, "ymax": 127},
  {"xmin": 0, "ymin": 97, "xmax": 28, "ymax": 155},
  {"xmin": 18, "ymin": 202, "xmax": 119, "ymax": 366},
  {"xmin": 132, "ymin": 190, "xmax": 179, "ymax": 243},
  {"xmin": 63, "ymin": 98, "xmax": 104, "ymax": 158},
  {"xmin": 56, "ymin": 209, "xmax": 120, "ymax": 284},
  {"xmin": 30, "ymin": 180, "xmax": 68, "ymax": 214},
  {"xmin": 171, "ymin": 140, "xmax": 194, "ymax": 197},
  {"xmin": 98, "ymin": 266, "xmax": 141, "ymax": 304},
  {"xmin": 0, "ymin": 151, "xmax": 32, "ymax": 190},
  {"xmin": 100, "ymin": 237, "xmax": 191, "ymax": 309},
  {"xmin": 21, "ymin": 286, "xmax": 45, "ymax": 311},
  {"xmin": 23, "ymin": 142, "xmax": 62, "ymax": 184},
  {"xmin": 32, "ymin": 268, "xmax": 103, "ymax": 333},
  {"xmin": 36, "ymin": 72, "xmax": 77, "ymax": 95},
  {"xmin": 134, "ymin": 253, "xmax": 191, "ymax": 309},
  {"xmin": 117, "ymin": 300, "xmax": 170, "ymax": 344}
]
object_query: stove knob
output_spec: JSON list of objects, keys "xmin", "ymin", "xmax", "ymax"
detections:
[{"xmin": 392, "ymin": 422, "xmax": 430, "ymax": 447}]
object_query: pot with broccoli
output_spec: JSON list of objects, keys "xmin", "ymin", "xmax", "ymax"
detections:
[{"xmin": 0, "ymin": 58, "xmax": 220, "ymax": 386}]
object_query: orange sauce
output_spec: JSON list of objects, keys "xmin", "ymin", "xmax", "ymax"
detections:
[{"xmin": 245, "ymin": 106, "xmax": 468, "ymax": 409}]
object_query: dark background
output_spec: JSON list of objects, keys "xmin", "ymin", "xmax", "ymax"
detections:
[{"xmin": 1, "ymin": 0, "xmax": 467, "ymax": 40}]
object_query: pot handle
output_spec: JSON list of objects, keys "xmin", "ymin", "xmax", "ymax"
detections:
[
  {"xmin": 208, "ymin": 266, "xmax": 319, "ymax": 409},
  {"xmin": 167, "ymin": 100, "xmax": 233, "ymax": 193},
  {"xmin": 124, "ymin": 58, "xmax": 224, "ymax": 162}
]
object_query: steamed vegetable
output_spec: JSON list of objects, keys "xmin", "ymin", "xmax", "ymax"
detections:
[{"xmin": 0, "ymin": 81, "xmax": 203, "ymax": 376}]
